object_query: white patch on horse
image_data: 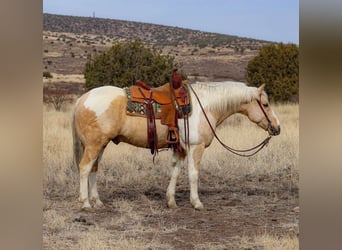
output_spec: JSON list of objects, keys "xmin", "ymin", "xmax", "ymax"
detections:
[
  {"xmin": 83, "ymin": 86, "xmax": 122, "ymax": 117},
  {"xmin": 272, "ymin": 110, "xmax": 281, "ymax": 127},
  {"xmin": 178, "ymin": 90, "xmax": 203, "ymax": 144}
]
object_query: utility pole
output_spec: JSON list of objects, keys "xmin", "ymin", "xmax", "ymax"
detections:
[{"xmin": 93, "ymin": 11, "xmax": 95, "ymax": 18}]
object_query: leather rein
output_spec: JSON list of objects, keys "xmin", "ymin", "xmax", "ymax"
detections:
[{"xmin": 188, "ymin": 83, "xmax": 272, "ymax": 157}]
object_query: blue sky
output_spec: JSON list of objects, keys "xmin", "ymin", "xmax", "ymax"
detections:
[{"xmin": 43, "ymin": 0, "xmax": 299, "ymax": 44}]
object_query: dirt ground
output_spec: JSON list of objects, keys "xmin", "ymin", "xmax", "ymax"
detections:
[{"xmin": 44, "ymin": 168, "xmax": 298, "ymax": 249}]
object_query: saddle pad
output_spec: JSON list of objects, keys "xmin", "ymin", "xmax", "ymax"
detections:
[{"xmin": 125, "ymin": 87, "xmax": 192, "ymax": 118}]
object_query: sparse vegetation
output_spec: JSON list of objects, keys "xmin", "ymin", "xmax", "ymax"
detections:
[
  {"xmin": 44, "ymin": 13, "xmax": 269, "ymax": 48},
  {"xmin": 43, "ymin": 14, "xmax": 275, "ymax": 83}
]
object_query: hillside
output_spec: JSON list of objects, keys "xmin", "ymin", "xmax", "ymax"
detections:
[
  {"xmin": 43, "ymin": 13, "xmax": 274, "ymax": 98},
  {"xmin": 43, "ymin": 13, "xmax": 269, "ymax": 48}
]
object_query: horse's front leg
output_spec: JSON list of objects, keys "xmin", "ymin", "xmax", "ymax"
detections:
[
  {"xmin": 188, "ymin": 143, "xmax": 205, "ymax": 210},
  {"xmin": 166, "ymin": 151, "xmax": 184, "ymax": 208}
]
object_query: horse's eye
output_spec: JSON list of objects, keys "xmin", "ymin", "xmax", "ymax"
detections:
[{"xmin": 263, "ymin": 103, "xmax": 269, "ymax": 108}]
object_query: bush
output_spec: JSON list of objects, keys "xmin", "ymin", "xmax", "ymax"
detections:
[
  {"xmin": 43, "ymin": 83, "xmax": 69, "ymax": 111},
  {"xmin": 84, "ymin": 40, "xmax": 179, "ymax": 90},
  {"xmin": 246, "ymin": 43, "xmax": 299, "ymax": 102},
  {"xmin": 43, "ymin": 71, "xmax": 53, "ymax": 78}
]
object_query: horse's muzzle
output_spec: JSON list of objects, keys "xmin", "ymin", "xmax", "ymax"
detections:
[{"xmin": 268, "ymin": 124, "xmax": 281, "ymax": 136}]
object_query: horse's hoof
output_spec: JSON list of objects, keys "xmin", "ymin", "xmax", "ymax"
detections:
[
  {"xmin": 81, "ymin": 206, "xmax": 92, "ymax": 212},
  {"xmin": 94, "ymin": 200, "xmax": 104, "ymax": 208},
  {"xmin": 193, "ymin": 202, "xmax": 204, "ymax": 210},
  {"xmin": 167, "ymin": 201, "xmax": 178, "ymax": 209}
]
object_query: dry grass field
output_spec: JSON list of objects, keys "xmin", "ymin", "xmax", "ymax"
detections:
[{"xmin": 43, "ymin": 101, "xmax": 298, "ymax": 249}]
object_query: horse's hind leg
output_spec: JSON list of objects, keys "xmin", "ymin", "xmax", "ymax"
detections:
[
  {"xmin": 89, "ymin": 148, "xmax": 105, "ymax": 208},
  {"xmin": 166, "ymin": 151, "xmax": 185, "ymax": 208},
  {"xmin": 79, "ymin": 145, "xmax": 103, "ymax": 210}
]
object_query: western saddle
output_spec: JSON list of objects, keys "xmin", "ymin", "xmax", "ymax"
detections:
[{"xmin": 127, "ymin": 69, "xmax": 190, "ymax": 155}]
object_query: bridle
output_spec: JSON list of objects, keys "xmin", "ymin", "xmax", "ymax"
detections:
[
  {"xmin": 188, "ymin": 84, "xmax": 273, "ymax": 157},
  {"xmin": 255, "ymin": 93, "xmax": 277, "ymax": 135}
]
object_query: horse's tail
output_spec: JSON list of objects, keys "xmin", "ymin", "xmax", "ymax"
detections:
[{"xmin": 72, "ymin": 102, "xmax": 83, "ymax": 172}]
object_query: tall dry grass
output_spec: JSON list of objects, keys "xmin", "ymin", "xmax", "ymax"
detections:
[{"xmin": 43, "ymin": 102, "xmax": 298, "ymax": 249}]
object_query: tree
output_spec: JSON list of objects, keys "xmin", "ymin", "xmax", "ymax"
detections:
[
  {"xmin": 84, "ymin": 40, "xmax": 180, "ymax": 90},
  {"xmin": 246, "ymin": 43, "xmax": 299, "ymax": 102}
]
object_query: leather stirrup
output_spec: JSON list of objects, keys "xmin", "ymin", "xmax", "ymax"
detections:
[{"xmin": 167, "ymin": 128, "xmax": 179, "ymax": 144}]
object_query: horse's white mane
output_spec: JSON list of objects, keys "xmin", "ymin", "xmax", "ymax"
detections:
[{"xmin": 191, "ymin": 81, "xmax": 260, "ymax": 113}]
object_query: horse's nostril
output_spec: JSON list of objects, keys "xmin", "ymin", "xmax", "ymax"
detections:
[
  {"xmin": 269, "ymin": 125, "xmax": 281, "ymax": 136},
  {"xmin": 273, "ymin": 125, "xmax": 280, "ymax": 136}
]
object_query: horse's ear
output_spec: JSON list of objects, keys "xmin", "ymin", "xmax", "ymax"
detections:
[{"xmin": 258, "ymin": 83, "xmax": 266, "ymax": 94}]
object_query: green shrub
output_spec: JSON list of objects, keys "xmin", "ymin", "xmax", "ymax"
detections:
[
  {"xmin": 246, "ymin": 43, "xmax": 299, "ymax": 102},
  {"xmin": 84, "ymin": 40, "xmax": 179, "ymax": 90}
]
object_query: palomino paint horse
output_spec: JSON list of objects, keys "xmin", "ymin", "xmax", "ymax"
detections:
[{"xmin": 72, "ymin": 81, "xmax": 280, "ymax": 210}]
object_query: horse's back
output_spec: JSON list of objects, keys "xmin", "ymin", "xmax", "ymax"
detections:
[{"xmin": 77, "ymin": 85, "xmax": 123, "ymax": 105}]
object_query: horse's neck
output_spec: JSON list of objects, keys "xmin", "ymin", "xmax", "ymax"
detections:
[
  {"xmin": 215, "ymin": 109, "xmax": 238, "ymax": 126},
  {"xmin": 192, "ymin": 83, "xmax": 246, "ymax": 127},
  {"xmin": 211, "ymin": 102, "xmax": 243, "ymax": 127}
]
